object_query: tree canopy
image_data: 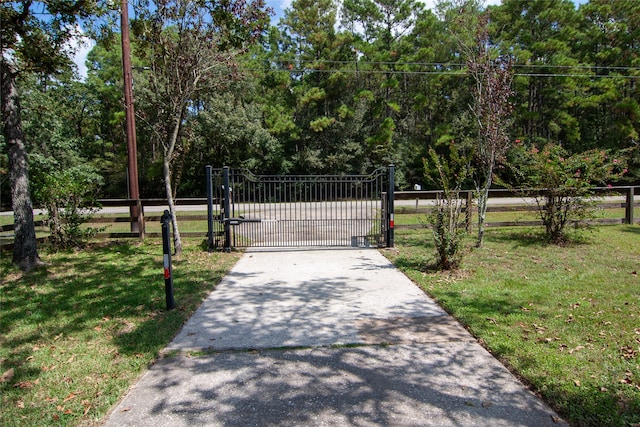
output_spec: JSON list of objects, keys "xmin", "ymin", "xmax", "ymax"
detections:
[{"xmin": 2, "ymin": 0, "xmax": 639, "ymax": 220}]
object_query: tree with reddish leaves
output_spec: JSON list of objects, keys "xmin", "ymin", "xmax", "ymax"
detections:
[{"xmin": 464, "ymin": 13, "xmax": 514, "ymax": 247}]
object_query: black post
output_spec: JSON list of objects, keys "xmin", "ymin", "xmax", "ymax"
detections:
[
  {"xmin": 223, "ymin": 166, "xmax": 231, "ymax": 252},
  {"xmin": 161, "ymin": 210, "xmax": 176, "ymax": 310},
  {"xmin": 206, "ymin": 165, "xmax": 214, "ymax": 251},
  {"xmin": 387, "ymin": 164, "xmax": 395, "ymax": 248}
]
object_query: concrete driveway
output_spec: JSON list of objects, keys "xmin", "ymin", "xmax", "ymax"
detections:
[{"xmin": 103, "ymin": 248, "xmax": 566, "ymax": 427}]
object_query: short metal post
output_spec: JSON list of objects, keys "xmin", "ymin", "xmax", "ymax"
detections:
[
  {"xmin": 206, "ymin": 165, "xmax": 214, "ymax": 251},
  {"xmin": 387, "ymin": 164, "xmax": 395, "ymax": 248},
  {"xmin": 223, "ymin": 166, "xmax": 231, "ymax": 252},
  {"xmin": 161, "ymin": 210, "xmax": 176, "ymax": 310}
]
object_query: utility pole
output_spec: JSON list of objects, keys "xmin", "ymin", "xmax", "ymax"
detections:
[{"xmin": 121, "ymin": 0, "xmax": 143, "ymax": 236}]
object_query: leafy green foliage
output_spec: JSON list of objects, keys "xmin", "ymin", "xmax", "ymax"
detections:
[
  {"xmin": 36, "ymin": 165, "xmax": 104, "ymax": 250},
  {"xmin": 516, "ymin": 143, "xmax": 629, "ymax": 244}
]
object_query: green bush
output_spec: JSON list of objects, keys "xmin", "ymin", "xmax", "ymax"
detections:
[
  {"xmin": 35, "ymin": 164, "xmax": 104, "ymax": 250},
  {"xmin": 516, "ymin": 143, "xmax": 628, "ymax": 244},
  {"xmin": 424, "ymin": 147, "xmax": 470, "ymax": 270}
]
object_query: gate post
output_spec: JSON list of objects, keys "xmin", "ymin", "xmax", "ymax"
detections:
[
  {"xmin": 223, "ymin": 166, "xmax": 232, "ymax": 252},
  {"xmin": 387, "ymin": 164, "xmax": 395, "ymax": 248},
  {"xmin": 206, "ymin": 165, "xmax": 214, "ymax": 252}
]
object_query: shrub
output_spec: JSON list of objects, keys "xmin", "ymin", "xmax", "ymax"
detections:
[
  {"xmin": 35, "ymin": 165, "xmax": 104, "ymax": 250},
  {"xmin": 424, "ymin": 147, "xmax": 471, "ymax": 270},
  {"xmin": 516, "ymin": 143, "xmax": 627, "ymax": 244}
]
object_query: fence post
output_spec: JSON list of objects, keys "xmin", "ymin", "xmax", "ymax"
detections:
[
  {"xmin": 223, "ymin": 166, "xmax": 231, "ymax": 252},
  {"xmin": 161, "ymin": 210, "xmax": 176, "ymax": 310},
  {"xmin": 626, "ymin": 187, "xmax": 635, "ymax": 225},
  {"xmin": 387, "ymin": 164, "xmax": 395, "ymax": 248},
  {"xmin": 137, "ymin": 199, "xmax": 145, "ymax": 240},
  {"xmin": 206, "ymin": 165, "xmax": 214, "ymax": 251}
]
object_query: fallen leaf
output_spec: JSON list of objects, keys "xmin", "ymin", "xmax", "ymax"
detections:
[
  {"xmin": 1, "ymin": 368, "xmax": 15, "ymax": 383},
  {"xmin": 551, "ymin": 415, "xmax": 562, "ymax": 423},
  {"xmin": 120, "ymin": 407, "xmax": 131, "ymax": 412},
  {"xmin": 66, "ymin": 355, "xmax": 75, "ymax": 364},
  {"xmin": 569, "ymin": 345, "xmax": 585, "ymax": 354},
  {"xmin": 16, "ymin": 400, "xmax": 24, "ymax": 409},
  {"xmin": 13, "ymin": 381, "xmax": 33, "ymax": 389},
  {"xmin": 54, "ymin": 333, "xmax": 63, "ymax": 341},
  {"xmin": 574, "ymin": 379, "xmax": 581, "ymax": 387},
  {"xmin": 63, "ymin": 392, "xmax": 77, "ymax": 403}
]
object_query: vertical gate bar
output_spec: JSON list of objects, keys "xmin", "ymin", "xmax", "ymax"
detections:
[
  {"xmin": 387, "ymin": 165, "xmax": 395, "ymax": 248},
  {"xmin": 206, "ymin": 165, "xmax": 214, "ymax": 252},
  {"xmin": 222, "ymin": 166, "xmax": 231, "ymax": 252}
]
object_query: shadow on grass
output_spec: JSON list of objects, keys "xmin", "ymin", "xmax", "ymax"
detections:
[
  {"xmin": 620, "ymin": 225, "xmax": 640, "ymax": 235},
  {"xmin": 0, "ymin": 240, "xmax": 236, "ymax": 386}
]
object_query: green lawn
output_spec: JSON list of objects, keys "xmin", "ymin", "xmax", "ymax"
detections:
[
  {"xmin": 2, "ymin": 225, "xmax": 640, "ymax": 426},
  {"xmin": 384, "ymin": 225, "xmax": 640, "ymax": 426},
  {"xmin": 0, "ymin": 240, "xmax": 240, "ymax": 426}
]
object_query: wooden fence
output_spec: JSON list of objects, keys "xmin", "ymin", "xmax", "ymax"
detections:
[{"xmin": 0, "ymin": 186, "xmax": 638, "ymax": 249}]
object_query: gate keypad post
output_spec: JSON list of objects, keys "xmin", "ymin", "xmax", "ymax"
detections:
[{"xmin": 161, "ymin": 210, "xmax": 176, "ymax": 310}]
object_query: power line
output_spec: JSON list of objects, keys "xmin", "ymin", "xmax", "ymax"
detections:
[
  {"xmin": 232, "ymin": 65, "xmax": 640, "ymax": 79},
  {"xmin": 261, "ymin": 59, "xmax": 640, "ymax": 72}
]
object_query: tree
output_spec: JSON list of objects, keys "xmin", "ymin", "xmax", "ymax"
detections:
[
  {"xmin": 131, "ymin": 0, "xmax": 270, "ymax": 254},
  {"xmin": 463, "ymin": 13, "xmax": 514, "ymax": 247},
  {"xmin": 490, "ymin": 0, "xmax": 582, "ymax": 147},
  {"xmin": 1, "ymin": 0, "xmax": 100, "ymax": 271}
]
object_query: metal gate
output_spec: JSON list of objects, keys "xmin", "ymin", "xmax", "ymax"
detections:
[{"xmin": 206, "ymin": 166, "xmax": 394, "ymax": 251}]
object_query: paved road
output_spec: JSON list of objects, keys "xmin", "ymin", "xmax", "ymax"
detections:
[{"xmin": 103, "ymin": 249, "xmax": 566, "ymax": 427}]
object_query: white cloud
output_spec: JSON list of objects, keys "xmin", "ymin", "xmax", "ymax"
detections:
[{"xmin": 64, "ymin": 25, "xmax": 95, "ymax": 81}]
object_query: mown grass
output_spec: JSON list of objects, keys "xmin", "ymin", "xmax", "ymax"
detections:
[
  {"xmin": 384, "ymin": 225, "xmax": 640, "ymax": 426},
  {"xmin": 0, "ymin": 239, "xmax": 240, "ymax": 426}
]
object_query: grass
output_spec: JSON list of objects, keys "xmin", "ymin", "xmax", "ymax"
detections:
[
  {"xmin": 384, "ymin": 225, "xmax": 640, "ymax": 426},
  {"xmin": 0, "ymin": 239, "xmax": 241, "ymax": 426},
  {"xmin": 2, "ymin": 218, "xmax": 639, "ymax": 426}
]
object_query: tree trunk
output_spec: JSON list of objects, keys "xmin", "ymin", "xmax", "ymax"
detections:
[
  {"xmin": 1, "ymin": 61, "xmax": 44, "ymax": 271},
  {"xmin": 163, "ymin": 153, "xmax": 183, "ymax": 256}
]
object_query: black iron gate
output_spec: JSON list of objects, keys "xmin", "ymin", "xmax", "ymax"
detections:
[{"xmin": 206, "ymin": 166, "xmax": 394, "ymax": 251}]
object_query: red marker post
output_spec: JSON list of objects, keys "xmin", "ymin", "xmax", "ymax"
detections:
[{"xmin": 161, "ymin": 210, "xmax": 176, "ymax": 310}]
